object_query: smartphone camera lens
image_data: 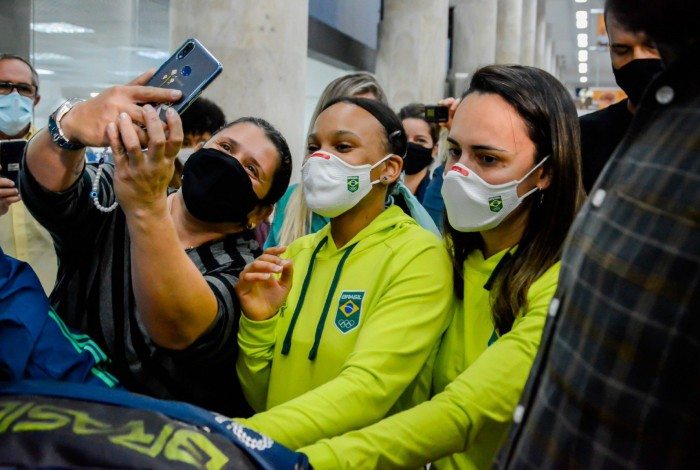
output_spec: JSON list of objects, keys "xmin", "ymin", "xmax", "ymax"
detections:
[
  {"xmin": 181, "ymin": 65, "xmax": 192, "ymax": 77},
  {"xmin": 177, "ymin": 42, "xmax": 195, "ymax": 60}
]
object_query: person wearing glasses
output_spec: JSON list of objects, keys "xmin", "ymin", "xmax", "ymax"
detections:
[{"xmin": 0, "ymin": 54, "xmax": 57, "ymax": 293}]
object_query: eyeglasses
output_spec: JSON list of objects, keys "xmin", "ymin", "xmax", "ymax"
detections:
[{"xmin": 0, "ymin": 81, "xmax": 37, "ymax": 97}]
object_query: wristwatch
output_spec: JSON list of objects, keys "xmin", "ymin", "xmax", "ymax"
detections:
[{"xmin": 48, "ymin": 98, "xmax": 86, "ymax": 150}]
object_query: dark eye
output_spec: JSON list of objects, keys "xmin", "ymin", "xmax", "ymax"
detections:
[
  {"xmin": 335, "ymin": 143, "xmax": 352, "ymax": 152},
  {"xmin": 307, "ymin": 143, "xmax": 319, "ymax": 153},
  {"xmin": 220, "ymin": 142, "xmax": 232, "ymax": 152},
  {"xmin": 448, "ymin": 147, "xmax": 461, "ymax": 158},
  {"xmin": 480, "ymin": 155, "xmax": 498, "ymax": 165},
  {"xmin": 246, "ymin": 164, "xmax": 259, "ymax": 178}
]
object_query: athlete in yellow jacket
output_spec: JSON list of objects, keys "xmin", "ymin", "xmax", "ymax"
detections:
[{"xmin": 235, "ymin": 97, "xmax": 454, "ymax": 450}]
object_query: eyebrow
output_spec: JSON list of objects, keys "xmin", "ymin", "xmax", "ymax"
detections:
[
  {"xmin": 307, "ymin": 129, "xmax": 361, "ymax": 142},
  {"xmin": 334, "ymin": 130, "xmax": 360, "ymax": 139},
  {"xmin": 446, "ymin": 136, "xmax": 510, "ymax": 153}
]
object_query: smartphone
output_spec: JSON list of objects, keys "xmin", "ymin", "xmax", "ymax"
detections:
[
  {"xmin": 424, "ymin": 105, "xmax": 449, "ymax": 123},
  {"xmin": 0, "ymin": 139, "xmax": 27, "ymax": 186},
  {"xmin": 145, "ymin": 38, "xmax": 222, "ymax": 120}
]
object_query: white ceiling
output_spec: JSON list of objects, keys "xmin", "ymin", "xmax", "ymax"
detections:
[{"xmin": 30, "ymin": 0, "xmax": 616, "ymax": 122}]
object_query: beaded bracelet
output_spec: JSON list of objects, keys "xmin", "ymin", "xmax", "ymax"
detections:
[{"xmin": 90, "ymin": 153, "xmax": 118, "ymax": 213}]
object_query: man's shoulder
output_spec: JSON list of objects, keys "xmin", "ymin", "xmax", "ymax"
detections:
[{"xmin": 579, "ymin": 100, "xmax": 631, "ymax": 130}]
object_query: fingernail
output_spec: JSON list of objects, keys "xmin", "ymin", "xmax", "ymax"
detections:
[
  {"xmin": 107, "ymin": 122, "xmax": 116, "ymax": 134},
  {"xmin": 166, "ymin": 106, "xmax": 175, "ymax": 117},
  {"xmin": 273, "ymin": 265, "xmax": 282, "ymax": 272},
  {"xmin": 119, "ymin": 112, "xmax": 129, "ymax": 120},
  {"xmin": 143, "ymin": 104, "xmax": 154, "ymax": 112},
  {"xmin": 170, "ymin": 89, "xmax": 182, "ymax": 99}
]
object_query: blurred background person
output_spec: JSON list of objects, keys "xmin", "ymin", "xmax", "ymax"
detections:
[
  {"xmin": 397, "ymin": 103, "xmax": 439, "ymax": 204},
  {"xmin": 0, "ymin": 53, "xmax": 57, "ymax": 294},
  {"xmin": 579, "ymin": 4, "xmax": 663, "ymax": 192}
]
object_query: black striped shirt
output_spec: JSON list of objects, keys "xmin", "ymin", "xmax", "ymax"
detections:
[{"xmin": 20, "ymin": 161, "xmax": 257, "ymax": 416}]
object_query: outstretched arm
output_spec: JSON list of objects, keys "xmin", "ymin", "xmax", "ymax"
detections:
[{"xmin": 108, "ymin": 104, "xmax": 217, "ymax": 350}]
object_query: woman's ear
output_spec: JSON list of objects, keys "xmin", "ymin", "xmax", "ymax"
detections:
[
  {"xmin": 537, "ymin": 162, "xmax": 552, "ymax": 191},
  {"xmin": 379, "ymin": 154, "xmax": 404, "ymax": 184}
]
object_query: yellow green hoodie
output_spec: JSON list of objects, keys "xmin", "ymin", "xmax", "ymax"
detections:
[
  {"xmin": 236, "ymin": 205, "xmax": 454, "ymax": 450},
  {"xmin": 300, "ymin": 247, "xmax": 560, "ymax": 469}
]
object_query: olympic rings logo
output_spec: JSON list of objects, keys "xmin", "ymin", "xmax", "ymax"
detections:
[{"xmin": 337, "ymin": 319, "xmax": 356, "ymax": 329}]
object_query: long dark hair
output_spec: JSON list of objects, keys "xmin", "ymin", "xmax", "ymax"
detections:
[{"xmin": 445, "ymin": 65, "xmax": 585, "ymax": 334}]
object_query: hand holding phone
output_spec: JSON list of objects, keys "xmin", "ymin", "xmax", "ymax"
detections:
[
  {"xmin": 144, "ymin": 38, "xmax": 222, "ymax": 120},
  {"xmin": 0, "ymin": 139, "xmax": 27, "ymax": 186},
  {"xmin": 424, "ymin": 105, "xmax": 450, "ymax": 123}
]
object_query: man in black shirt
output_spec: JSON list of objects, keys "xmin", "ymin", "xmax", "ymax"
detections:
[
  {"xmin": 21, "ymin": 72, "xmax": 292, "ymax": 416},
  {"xmin": 578, "ymin": 4, "xmax": 662, "ymax": 192}
]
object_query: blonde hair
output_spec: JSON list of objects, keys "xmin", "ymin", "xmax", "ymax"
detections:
[{"xmin": 277, "ymin": 72, "xmax": 388, "ymax": 246}]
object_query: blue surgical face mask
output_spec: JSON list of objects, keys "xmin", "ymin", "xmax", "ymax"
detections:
[{"xmin": 0, "ymin": 91, "xmax": 33, "ymax": 136}]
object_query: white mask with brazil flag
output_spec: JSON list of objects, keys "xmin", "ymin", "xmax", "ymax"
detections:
[
  {"xmin": 442, "ymin": 155, "xmax": 549, "ymax": 232},
  {"xmin": 302, "ymin": 150, "xmax": 391, "ymax": 218}
]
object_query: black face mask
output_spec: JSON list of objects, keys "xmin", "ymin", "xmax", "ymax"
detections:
[
  {"xmin": 181, "ymin": 147, "xmax": 260, "ymax": 224},
  {"xmin": 403, "ymin": 142, "xmax": 434, "ymax": 175},
  {"xmin": 612, "ymin": 58, "xmax": 664, "ymax": 107}
]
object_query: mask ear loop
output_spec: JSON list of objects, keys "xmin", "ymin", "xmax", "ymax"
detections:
[{"xmin": 517, "ymin": 155, "xmax": 550, "ymax": 200}]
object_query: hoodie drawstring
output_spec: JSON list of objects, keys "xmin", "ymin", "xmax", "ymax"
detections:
[
  {"xmin": 280, "ymin": 236, "xmax": 359, "ymax": 361},
  {"xmin": 281, "ymin": 237, "xmax": 327, "ymax": 356},
  {"xmin": 308, "ymin": 242, "xmax": 358, "ymax": 360}
]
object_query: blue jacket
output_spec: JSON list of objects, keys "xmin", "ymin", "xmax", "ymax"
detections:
[{"xmin": 0, "ymin": 247, "xmax": 118, "ymax": 387}]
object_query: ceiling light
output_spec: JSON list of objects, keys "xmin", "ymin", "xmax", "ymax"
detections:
[
  {"xmin": 575, "ymin": 0, "xmax": 587, "ymax": 3},
  {"xmin": 30, "ymin": 52, "xmax": 72, "ymax": 61},
  {"xmin": 579, "ymin": 63, "xmax": 588, "ymax": 74},
  {"xmin": 577, "ymin": 19, "xmax": 589, "ymax": 29},
  {"xmin": 90, "ymin": 92, "xmax": 100, "ymax": 98},
  {"xmin": 576, "ymin": 11, "xmax": 588, "ymax": 20},
  {"xmin": 577, "ymin": 33, "xmax": 588, "ymax": 48},
  {"xmin": 36, "ymin": 68, "xmax": 55, "ymax": 75},
  {"xmin": 31, "ymin": 22, "xmax": 94, "ymax": 34},
  {"xmin": 590, "ymin": 8, "xmax": 604, "ymax": 14},
  {"xmin": 578, "ymin": 50, "xmax": 589, "ymax": 62},
  {"xmin": 136, "ymin": 50, "xmax": 170, "ymax": 60},
  {"xmin": 580, "ymin": 76, "xmax": 588, "ymax": 83}
]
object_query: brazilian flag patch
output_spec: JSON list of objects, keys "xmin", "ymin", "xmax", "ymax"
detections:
[
  {"xmin": 488, "ymin": 196, "xmax": 503, "ymax": 213},
  {"xmin": 347, "ymin": 176, "xmax": 360, "ymax": 193},
  {"xmin": 335, "ymin": 291, "xmax": 364, "ymax": 334}
]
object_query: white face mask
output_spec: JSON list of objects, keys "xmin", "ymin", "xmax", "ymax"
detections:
[
  {"xmin": 442, "ymin": 155, "xmax": 549, "ymax": 232},
  {"xmin": 302, "ymin": 150, "xmax": 392, "ymax": 218}
]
